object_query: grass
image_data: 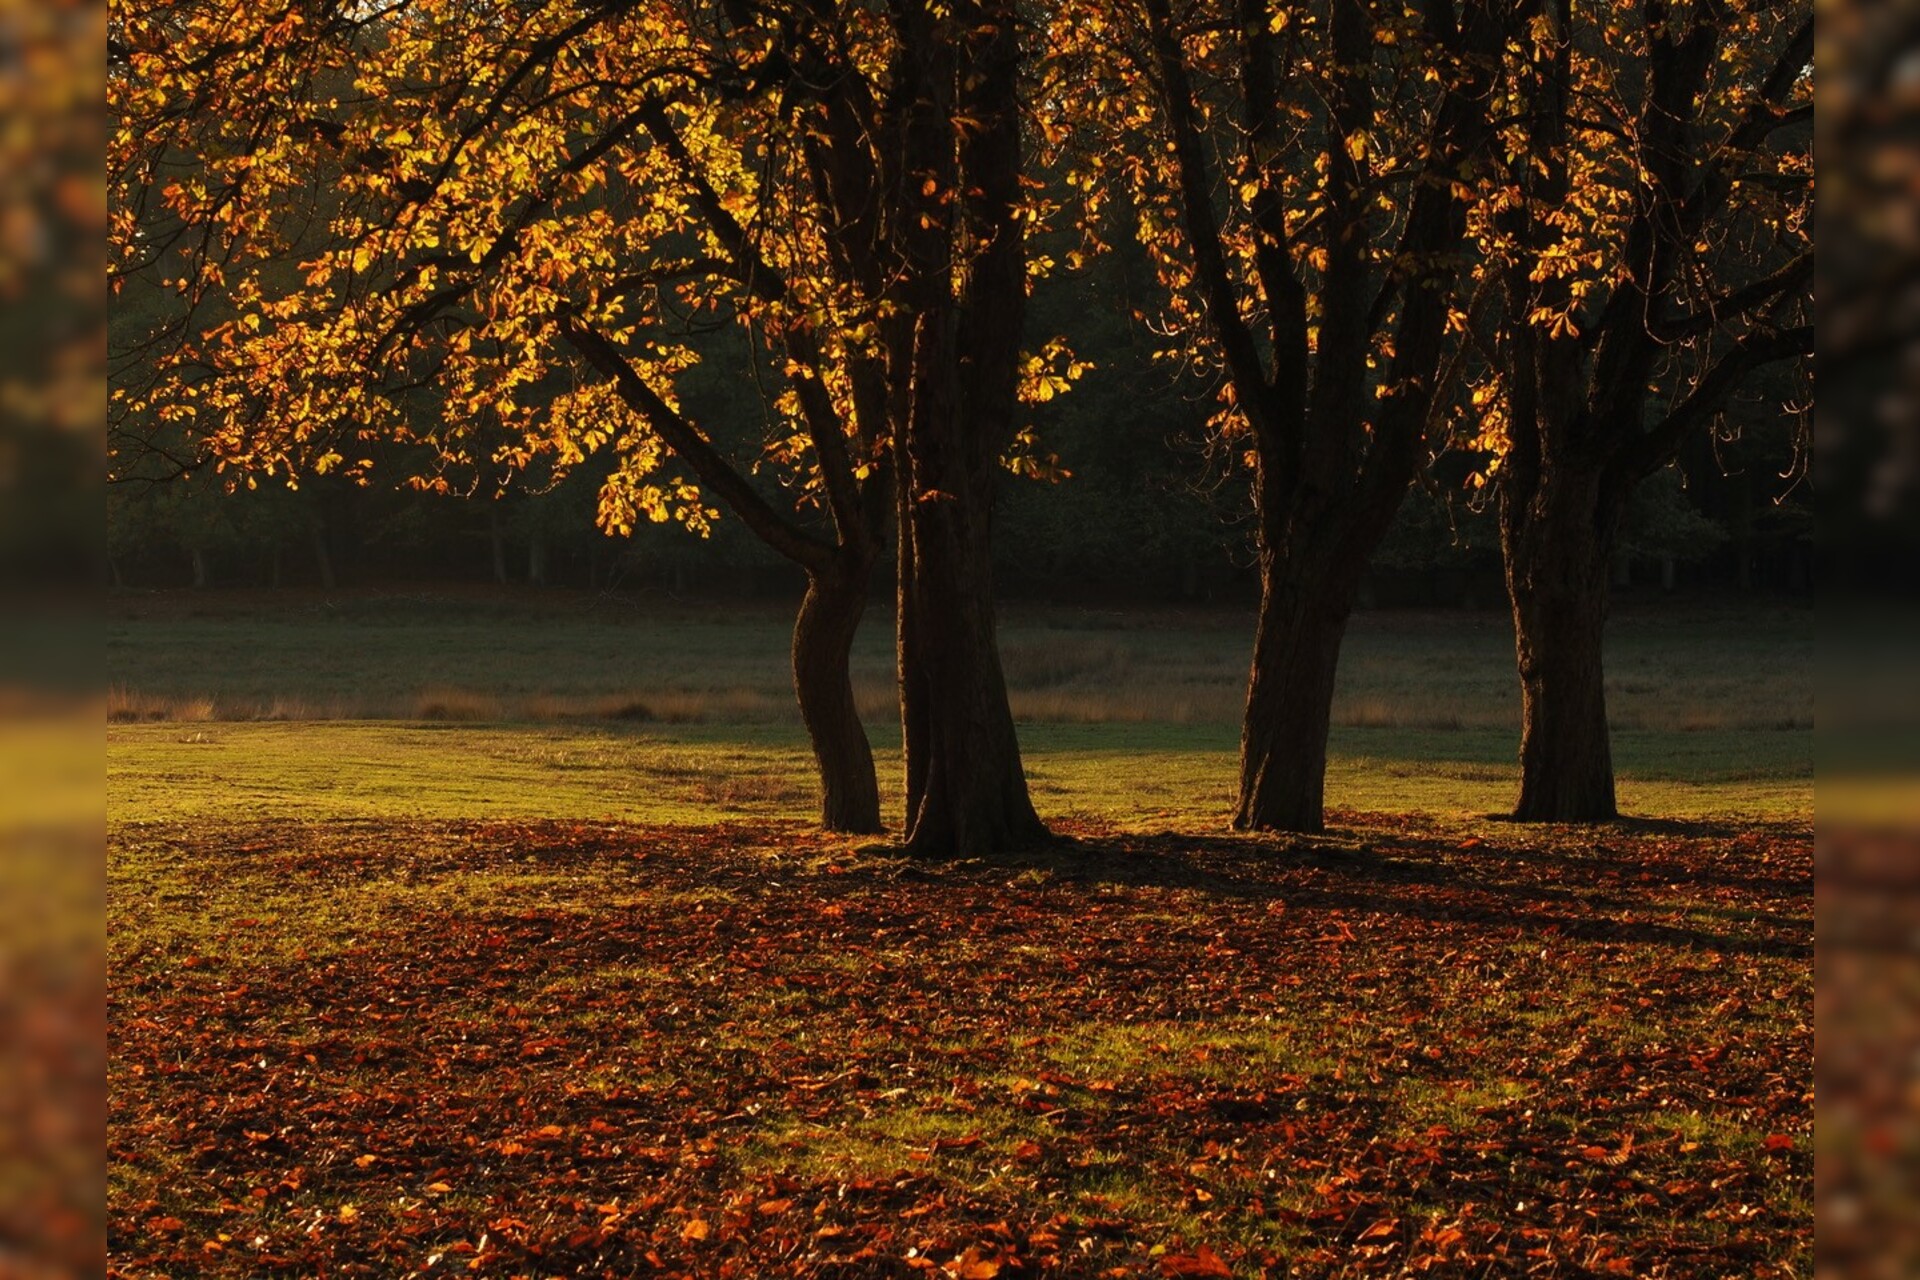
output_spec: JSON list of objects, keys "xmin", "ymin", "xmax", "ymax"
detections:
[
  {"xmin": 107, "ymin": 717, "xmax": 1811, "ymax": 831},
  {"xmin": 106, "ymin": 589, "xmax": 1812, "ymax": 734},
  {"xmin": 109, "ymin": 814, "xmax": 1813, "ymax": 1278},
  {"xmin": 106, "ymin": 589, "xmax": 1812, "ymax": 828},
  {"xmin": 106, "ymin": 589, "xmax": 1813, "ymax": 1277}
]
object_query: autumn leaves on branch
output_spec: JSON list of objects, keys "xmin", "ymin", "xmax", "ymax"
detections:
[{"xmin": 109, "ymin": 0, "xmax": 1810, "ymax": 852}]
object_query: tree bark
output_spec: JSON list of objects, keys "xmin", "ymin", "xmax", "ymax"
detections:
[
  {"xmin": 1234, "ymin": 556, "xmax": 1356, "ymax": 834},
  {"xmin": 793, "ymin": 555, "xmax": 883, "ymax": 834},
  {"xmin": 488, "ymin": 506, "xmax": 509, "ymax": 585},
  {"xmin": 884, "ymin": 0, "xmax": 1043, "ymax": 858},
  {"xmin": 1503, "ymin": 480, "xmax": 1620, "ymax": 822},
  {"xmin": 894, "ymin": 314, "xmax": 1045, "ymax": 858},
  {"xmin": 309, "ymin": 517, "xmax": 337, "ymax": 590}
]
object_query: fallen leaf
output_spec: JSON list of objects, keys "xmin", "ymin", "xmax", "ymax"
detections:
[{"xmin": 1161, "ymin": 1245, "xmax": 1233, "ymax": 1277}]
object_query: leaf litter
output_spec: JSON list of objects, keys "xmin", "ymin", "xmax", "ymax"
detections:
[{"xmin": 110, "ymin": 813, "xmax": 1810, "ymax": 1277}]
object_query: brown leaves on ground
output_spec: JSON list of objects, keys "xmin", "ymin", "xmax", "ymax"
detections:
[{"xmin": 109, "ymin": 814, "xmax": 1811, "ymax": 1278}]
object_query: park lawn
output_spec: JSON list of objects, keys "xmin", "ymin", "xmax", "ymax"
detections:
[
  {"xmin": 107, "ymin": 719, "xmax": 1811, "ymax": 831},
  {"xmin": 109, "ymin": 805, "xmax": 1810, "ymax": 1278},
  {"xmin": 108, "ymin": 594, "xmax": 1811, "ymax": 1277}
]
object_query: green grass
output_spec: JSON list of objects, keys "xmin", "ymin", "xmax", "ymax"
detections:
[
  {"xmin": 107, "ymin": 590, "xmax": 1812, "ymax": 1276},
  {"xmin": 106, "ymin": 589, "xmax": 1811, "ymax": 827},
  {"xmin": 108, "ymin": 717, "xmax": 1809, "ymax": 829},
  {"xmin": 106, "ymin": 589, "xmax": 1811, "ymax": 733}
]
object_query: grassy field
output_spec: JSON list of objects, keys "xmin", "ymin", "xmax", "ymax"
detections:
[
  {"xmin": 107, "ymin": 589, "xmax": 1812, "ymax": 828},
  {"xmin": 108, "ymin": 590, "xmax": 1812, "ymax": 1278},
  {"xmin": 107, "ymin": 588, "xmax": 1811, "ymax": 733}
]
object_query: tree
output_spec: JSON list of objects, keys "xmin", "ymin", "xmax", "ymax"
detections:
[
  {"xmin": 110, "ymin": 0, "xmax": 1053, "ymax": 850},
  {"xmin": 1459, "ymin": 0, "xmax": 1811, "ymax": 820},
  {"xmin": 1050, "ymin": 0, "xmax": 1504, "ymax": 831}
]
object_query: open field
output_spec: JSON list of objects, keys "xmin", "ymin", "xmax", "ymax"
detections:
[
  {"xmin": 106, "ymin": 590, "xmax": 1812, "ymax": 827},
  {"xmin": 107, "ymin": 590, "xmax": 1812, "ymax": 735},
  {"xmin": 109, "ymin": 592, "xmax": 1813, "ymax": 1277}
]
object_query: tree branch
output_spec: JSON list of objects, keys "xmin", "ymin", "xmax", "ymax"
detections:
[
  {"xmin": 556, "ymin": 314, "xmax": 836, "ymax": 572},
  {"xmin": 1141, "ymin": 0, "xmax": 1276, "ymax": 426},
  {"xmin": 1616, "ymin": 322, "xmax": 1812, "ymax": 479}
]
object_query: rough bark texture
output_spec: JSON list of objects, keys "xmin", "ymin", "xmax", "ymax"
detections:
[
  {"xmin": 895, "ymin": 315, "xmax": 1044, "ymax": 857},
  {"xmin": 1502, "ymin": 477, "xmax": 1622, "ymax": 822},
  {"xmin": 1234, "ymin": 559, "xmax": 1356, "ymax": 833},
  {"xmin": 889, "ymin": 0, "xmax": 1044, "ymax": 858},
  {"xmin": 1487, "ymin": 5, "xmax": 1810, "ymax": 820},
  {"xmin": 792, "ymin": 556, "xmax": 883, "ymax": 834},
  {"xmin": 1141, "ymin": 0, "xmax": 1498, "ymax": 834}
]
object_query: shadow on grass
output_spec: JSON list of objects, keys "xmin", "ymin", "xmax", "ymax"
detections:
[{"xmin": 878, "ymin": 822, "xmax": 1812, "ymax": 961}]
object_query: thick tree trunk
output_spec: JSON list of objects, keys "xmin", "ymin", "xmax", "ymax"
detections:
[
  {"xmin": 1503, "ymin": 486, "xmax": 1620, "ymax": 822},
  {"xmin": 893, "ymin": 317, "xmax": 1044, "ymax": 859},
  {"xmin": 895, "ymin": 503, "xmax": 1043, "ymax": 857},
  {"xmin": 1234, "ymin": 557, "xmax": 1356, "ymax": 834},
  {"xmin": 886, "ymin": 0, "xmax": 1041, "ymax": 858},
  {"xmin": 793, "ymin": 557, "xmax": 883, "ymax": 834}
]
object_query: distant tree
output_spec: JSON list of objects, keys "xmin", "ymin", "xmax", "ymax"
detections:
[
  {"xmin": 1049, "ymin": 0, "xmax": 1507, "ymax": 831},
  {"xmin": 1458, "ymin": 0, "xmax": 1811, "ymax": 820},
  {"xmin": 110, "ymin": 0, "xmax": 1055, "ymax": 851}
]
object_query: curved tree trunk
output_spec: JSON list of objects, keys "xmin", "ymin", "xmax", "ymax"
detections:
[
  {"xmin": 1234, "ymin": 557, "xmax": 1356, "ymax": 834},
  {"xmin": 1503, "ymin": 482, "xmax": 1620, "ymax": 822},
  {"xmin": 793, "ymin": 556, "xmax": 883, "ymax": 834}
]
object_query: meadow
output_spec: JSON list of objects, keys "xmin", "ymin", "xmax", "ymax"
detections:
[
  {"xmin": 107, "ymin": 590, "xmax": 1812, "ymax": 826},
  {"xmin": 107, "ymin": 591, "xmax": 1812, "ymax": 1278}
]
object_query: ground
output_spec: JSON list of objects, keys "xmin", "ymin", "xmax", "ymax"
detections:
[{"xmin": 107, "ymin": 592, "xmax": 1813, "ymax": 1278}]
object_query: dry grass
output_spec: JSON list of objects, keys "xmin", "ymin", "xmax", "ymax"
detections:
[
  {"xmin": 105, "ymin": 686, "xmax": 215, "ymax": 724},
  {"xmin": 412, "ymin": 686, "xmax": 503, "ymax": 722}
]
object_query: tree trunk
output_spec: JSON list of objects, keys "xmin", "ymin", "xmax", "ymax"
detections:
[
  {"xmin": 893, "ymin": 317, "xmax": 1044, "ymax": 859},
  {"xmin": 1504, "ymin": 486, "xmax": 1619, "ymax": 822},
  {"xmin": 793, "ymin": 557, "xmax": 883, "ymax": 834},
  {"xmin": 887, "ymin": 0, "xmax": 1042, "ymax": 858},
  {"xmin": 895, "ymin": 500, "xmax": 1043, "ymax": 856},
  {"xmin": 190, "ymin": 547, "xmax": 210, "ymax": 589},
  {"xmin": 528, "ymin": 530, "xmax": 550, "ymax": 587},
  {"xmin": 1233, "ymin": 557, "xmax": 1356, "ymax": 834},
  {"xmin": 309, "ymin": 518, "xmax": 337, "ymax": 590},
  {"xmin": 488, "ymin": 507, "xmax": 510, "ymax": 585}
]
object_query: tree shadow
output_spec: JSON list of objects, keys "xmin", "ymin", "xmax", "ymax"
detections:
[{"xmin": 898, "ymin": 824, "xmax": 1811, "ymax": 961}]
